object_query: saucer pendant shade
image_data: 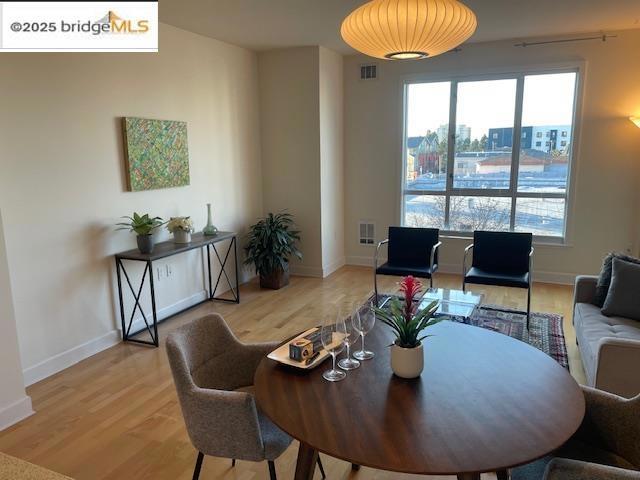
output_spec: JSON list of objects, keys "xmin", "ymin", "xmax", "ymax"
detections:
[{"xmin": 341, "ymin": 0, "xmax": 477, "ymax": 60}]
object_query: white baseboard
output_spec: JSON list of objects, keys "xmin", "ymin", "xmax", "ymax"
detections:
[
  {"xmin": 0, "ymin": 396, "xmax": 33, "ymax": 431},
  {"xmin": 291, "ymin": 257, "xmax": 346, "ymax": 278},
  {"xmin": 345, "ymin": 256, "xmax": 576, "ymax": 285},
  {"xmin": 322, "ymin": 257, "xmax": 346, "ymax": 278},
  {"xmin": 290, "ymin": 264, "xmax": 324, "ymax": 278},
  {"xmin": 23, "ymin": 290, "xmax": 209, "ymax": 387},
  {"xmin": 530, "ymin": 270, "xmax": 578, "ymax": 285},
  {"xmin": 346, "ymin": 255, "xmax": 378, "ymax": 268},
  {"xmin": 23, "ymin": 329, "xmax": 121, "ymax": 387}
]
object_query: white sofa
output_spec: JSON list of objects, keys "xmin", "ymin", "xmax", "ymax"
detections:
[{"xmin": 574, "ymin": 275, "xmax": 640, "ymax": 398}]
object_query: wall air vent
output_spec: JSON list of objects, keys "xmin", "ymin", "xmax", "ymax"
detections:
[
  {"xmin": 359, "ymin": 221, "xmax": 375, "ymax": 245},
  {"xmin": 360, "ymin": 63, "xmax": 378, "ymax": 81}
]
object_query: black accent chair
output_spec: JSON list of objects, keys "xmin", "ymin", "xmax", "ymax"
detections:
[
  {"xmin": 374, "ymin": 227, "xmax": 442, "ymax": 306},
  {"xmin": 462, "ymin": 231, "xmax": 534, "ymax": 329}
]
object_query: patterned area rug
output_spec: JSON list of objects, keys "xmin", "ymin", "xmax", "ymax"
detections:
[
  {"xmin": 372, "ymin": 295, "xmax": 569, "ymax": 369},
  {"xmin": 469, "ymin": 305, "xmax": 569, "ymax": 369}
]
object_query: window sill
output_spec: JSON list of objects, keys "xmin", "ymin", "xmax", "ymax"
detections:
[{"xmin": 440, "ymin": 233, "xmax": 571, "ymax": 248}]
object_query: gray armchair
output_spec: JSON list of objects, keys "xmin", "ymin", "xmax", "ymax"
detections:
[
  {"xmin": 544, "ymin": 459, "xmax": 640, "ymax": 479},
  {"xmin": 166, "ymin": 314, "xmax": 325, "ymax": 480},
  {"xmin": 512, "ymin": 386, "xmax": 640, "ymax": 480}
]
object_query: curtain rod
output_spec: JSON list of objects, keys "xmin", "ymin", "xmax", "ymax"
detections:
[{"xmin": 514, "ymin": 34, "xmax": 617, "ymax": 48}]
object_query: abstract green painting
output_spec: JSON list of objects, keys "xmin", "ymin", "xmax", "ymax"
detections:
[{"xmin": 123, "ymin": 117, "xmax": 190, "ymax": 191}]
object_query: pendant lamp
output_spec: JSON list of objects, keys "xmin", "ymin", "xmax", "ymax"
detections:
[{"xmin": 341, "ymin": 0, "xmax": 477, "ymax": 60}]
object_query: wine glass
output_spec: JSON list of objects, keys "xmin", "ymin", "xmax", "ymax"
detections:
[
  {"xmin": 353, "ymin": 302, "xmax": 376, "ymax": 360},
  {"xmin": 321, "ymin": 308, "xmax": 347, "ymax": 382},
  {"xmin": 338, "ymin": 305, "xmax": 361, "ymax": 371}
]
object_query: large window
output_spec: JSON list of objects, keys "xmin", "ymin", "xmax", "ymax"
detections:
[{"xmin": 403, "ymin": 70, "xmax": 579, "ymax": 240}]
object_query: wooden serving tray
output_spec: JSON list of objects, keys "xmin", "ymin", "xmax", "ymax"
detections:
[{"xmin": 267, "ymin": 327, "xmax": 332, "ymax": 370}]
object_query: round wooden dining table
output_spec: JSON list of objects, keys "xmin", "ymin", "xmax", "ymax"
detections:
[{"xmin": 254, "ymin": 320, "xmax": 585, "ymax": 480}]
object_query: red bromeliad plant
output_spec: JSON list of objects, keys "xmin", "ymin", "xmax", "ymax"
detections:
[
  {"xmin": 400, "ymin": 275, "xmax": 422, "ymax": 319},
  {"xmin": 373, "ymin": 275, "xmax": 441, "ymax": 348}
]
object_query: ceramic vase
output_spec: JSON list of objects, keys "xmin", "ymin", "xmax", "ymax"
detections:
[
  {"xmin": 136, "ymin": 234, "xmax": 154, "ymax": 254},
  {"xmin": 203, "ymin": 203, "xmax": 218, "ymax": 236},
  {"xmin": 390, "ymin": 343, "xmax": 424, "ymax": 379},
  {"xmin": 174, "ymin": 230, "xmax": 192, "ymax": 244}
]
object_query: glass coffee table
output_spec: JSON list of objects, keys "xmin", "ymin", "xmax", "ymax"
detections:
[
  {"xmin": 380, "ymin": 288, "xmax": 483, "ymax": 324},
  {"xmin": 420, "ymin": 288, "xmax": 484, "ymax": 323}
]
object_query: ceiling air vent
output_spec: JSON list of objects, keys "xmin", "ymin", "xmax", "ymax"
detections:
[
  {"xmin": 360, "ymin": 63, "xmax": 378, "ymax": 81},
  {"xmin": 359, "ymin": 221, "xmax": 375, "ymax": 245}
]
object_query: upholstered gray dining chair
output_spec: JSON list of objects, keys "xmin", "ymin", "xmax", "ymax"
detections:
[
  {"xmin": 166, "ymin": 313, "xmax": 325, "ymax": 480},
  {"xmin": 512, "ymin": 386, "xmax": 640, "ymax": 480}
]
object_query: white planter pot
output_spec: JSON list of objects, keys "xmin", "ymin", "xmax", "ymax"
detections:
[
  {"xmin": 390, "ymin": 343, "xmax": 424, "ymax": 379},
  {"xmin": 173, "ymin": 230, "xmax": 192, "ymax": 244}
]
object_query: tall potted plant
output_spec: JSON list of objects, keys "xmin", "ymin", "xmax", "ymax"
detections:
[
  {"xmin": 116, "ymin": 212, "xmax": 164, "ymax": 254},
  {"xmin": 244, "ymin": 212, "xmax": 302, "ymax": 289},
  {"xmin": 374, "ymin": 276, "xmax": 441, "ymax": 379}
]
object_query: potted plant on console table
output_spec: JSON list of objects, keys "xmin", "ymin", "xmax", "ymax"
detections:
[
  {"xmin": 167, "ymin": 216, "xmax": 195, "ymax": 244},
  {"xmin": 244, "ymin": 212, "xmax": 302, "ymax": 290},
  {"xmin": 116, "ymin": 212, "xmax": 164, "ymax": 254},
  {"xmin": 374, "ymin": 276, "xmax": 441, "ymax": 379}
]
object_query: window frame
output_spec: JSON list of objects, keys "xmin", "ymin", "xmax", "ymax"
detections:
[{"xmin": 399, "ymin": 63, "xmax": 585, "ymax": 245}]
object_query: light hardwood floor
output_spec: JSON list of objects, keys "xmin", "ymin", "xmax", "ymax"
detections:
[{"xmin": 0, "ymin": 266, "xmax": 584, "ymax": 480}]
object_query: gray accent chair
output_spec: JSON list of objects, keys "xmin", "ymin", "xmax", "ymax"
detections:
[
  {"xmin": 166, "ymin": 314, "xmax": 325, "ymax": 480},
  {"xmin": 512, "ymin": 386, "xmax": 640, "ymax": 480},
  {"xmin": 543, "ymin": 459, "xmax": 640, "ymax": 479},
  {"xmin": 574, "ymin": 275, "xmax": 640, "ymax": 398}
]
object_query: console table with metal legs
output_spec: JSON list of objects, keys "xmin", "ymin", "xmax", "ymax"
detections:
[{"xmin": 115, "ymin": 231, "xmax": 240, "ymax": 347}]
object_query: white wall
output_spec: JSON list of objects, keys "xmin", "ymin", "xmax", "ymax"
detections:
[
  {"xmin": 0, "ymin": 23, "xmax": 263, "ymax": 384},
  {"xmin": 258, "ymin": 46, "xmax": 346, "ymax": 278},
  {"xmin": 319, "ymin": 47, "xmax": 345, "ymax": 276},
  {"xmin": 258, "ymin": 47, "xmax": 323, "ymax": 276},
  {"xmin": 0, "ymin": 210, "xmax": 33, "ymax": 430},
  {"xmin": 344, "ymin": 29, "xmax": 640, "ymax": 282}
]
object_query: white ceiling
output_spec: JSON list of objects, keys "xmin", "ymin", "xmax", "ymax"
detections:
[{"xmin": 159, "ymin": 0, "xmax": 640, "ymax": 55}]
